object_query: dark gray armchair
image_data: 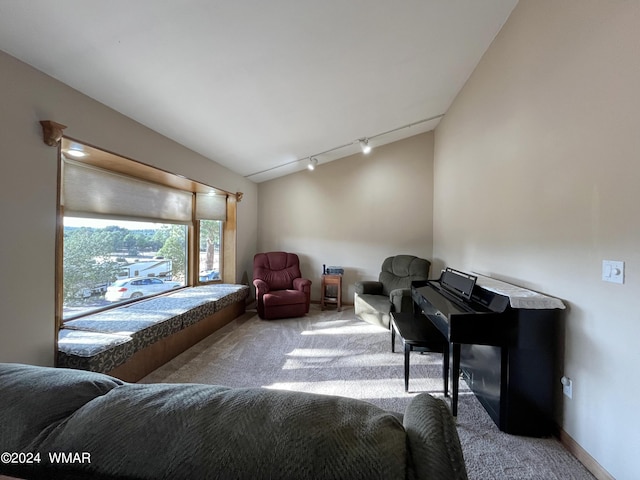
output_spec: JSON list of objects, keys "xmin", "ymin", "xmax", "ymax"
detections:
[{"xmin": 354, "ymin": 255, "xmax": 431, "ymax": 328}]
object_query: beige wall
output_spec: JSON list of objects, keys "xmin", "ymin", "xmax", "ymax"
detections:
[
  {"xmin": 0, "ymin": 50, "xmax": 258, "ymax": 366},
  {"xmin": 258, "ymin": 132, "xmax": 434, "ymax": 302},
  {"xmin": 434, "ymin": 1, "xmax": 640, "ymax": 478},
  {"xmin": 5, "ymin": 2, "xmax": 637, "ymax": 475}
]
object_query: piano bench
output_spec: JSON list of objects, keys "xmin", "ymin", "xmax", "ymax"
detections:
[{"xmin": 391, "ymin": 312, "xmax": 449, "ymax": 394}]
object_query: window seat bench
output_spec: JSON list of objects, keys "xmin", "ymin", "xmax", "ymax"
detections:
[{"xmin": 57, "ymin": 284, "xmax": 250, "ymax": 382}]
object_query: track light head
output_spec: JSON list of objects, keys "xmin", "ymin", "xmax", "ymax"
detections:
[
  {"xmin": 359, "ymin": 138, "xmax": 372, "ymax": 154},
  {"xmin": 307, "ymin": 157, "xmax": 318, "ymax": 171}
]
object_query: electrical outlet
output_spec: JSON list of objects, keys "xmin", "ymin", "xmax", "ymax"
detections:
[
  {"xmin": 602, "ymin": 260, "xmax": 624, "ymax": 284},
  {"xmin": 561, "ymin": 376, "xmax": 572, "ymax": 399}
]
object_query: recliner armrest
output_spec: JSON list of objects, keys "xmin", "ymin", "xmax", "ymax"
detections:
[
  {"xmin": 293, "ymin": 277, "xmax": 311, "ymax": 292},
  {"xmin": 355, "ymin": 281, "xmax": 383, "ymax": 295},
  {"xmin": 389, "ymin": 288, "xmax": 411, "ymax": 312},
  {"xmin": 253, "ymin": 279, "xmax": 270, "ymax": 295}
]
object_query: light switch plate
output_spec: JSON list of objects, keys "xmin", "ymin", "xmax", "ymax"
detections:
[{"xmin": 602, "ymin": 260, "xmax": 624, "ymax": 284}]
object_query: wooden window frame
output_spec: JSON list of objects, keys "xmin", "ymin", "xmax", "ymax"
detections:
[{"xmin": 55, "ymin": 137, "xmax": 238, "ymax": 332}]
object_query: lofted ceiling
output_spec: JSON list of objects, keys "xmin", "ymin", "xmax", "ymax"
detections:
[{"xmin": 0, "ymin": 1, "xmax": 517, "ymax": 182}]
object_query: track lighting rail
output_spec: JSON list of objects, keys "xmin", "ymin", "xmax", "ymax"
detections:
[{"xmin": 244, "ymin": 113, "xmax": 444, "ymax": 178}]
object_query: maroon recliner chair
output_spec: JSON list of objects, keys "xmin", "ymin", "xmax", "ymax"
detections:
[{"xmin": 253, "ymin": 252, "xmax": 312, "ymax": 320}]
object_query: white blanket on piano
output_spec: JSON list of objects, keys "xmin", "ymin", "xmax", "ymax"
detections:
[{"xmin": 474, "ymin": 274, "xmax": 565, "ymax": 310}]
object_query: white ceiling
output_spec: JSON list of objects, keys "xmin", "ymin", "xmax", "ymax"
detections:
[{"xmin": 0, "ymin": 0, "xmax": 517, "ymax": 182}]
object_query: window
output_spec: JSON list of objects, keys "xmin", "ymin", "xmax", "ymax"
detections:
[
  {"xmin": 198, "ymin": 219, "xmax": 223, "ymax": 282},
  {"xmin": 195, "ymin": 193, "xmax": 226, "ymax": 284},
  {"xmin": 62, "ymin": 218, "xmax": 187, "ymax": 319},
  {"xmin": 57, "ymin": 139, "xmax": 238, "ymax": 325}
]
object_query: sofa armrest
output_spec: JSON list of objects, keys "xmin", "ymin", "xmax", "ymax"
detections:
[
  {"xmin": 404, "ymin": 393, "xmax": 468, "ymax": 480},
  {"xmin": 355, "ymin": 281, "xmax": 383, "ymax": 295},
  {"xmin": 389, "ymin": 288, "xmax": 412, "ymax": 312},
  {"xmin": 293, "ymin": 277, "xmax": 311, "ymax": 292},
  {"xmin": 253, "ymin": 279, "xmax": 270, "ymax": 296}
]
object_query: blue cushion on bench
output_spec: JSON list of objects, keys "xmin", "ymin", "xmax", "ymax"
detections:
[
  {"xmin": 196, "ymin": 284, "xmax": 250, "ymax": 312},
  {"xmin": 57, "ymin": 284, "xmax": 250, "ymax": 374},
  {"xmin": 129, "ymin": 289, "xmax": 218, "ymax": 329},
  {"xmin": 58, "ymin": 329, "xmax": 134, "ymax": 372},
  {"xmin": 64, "ymin": 308, "xmax": 181, "ymax": 352}
]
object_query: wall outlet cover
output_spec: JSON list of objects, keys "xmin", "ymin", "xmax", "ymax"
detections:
[{"xmin": 602, "ymin": 260, "xmax": 624, "ymax": 284}]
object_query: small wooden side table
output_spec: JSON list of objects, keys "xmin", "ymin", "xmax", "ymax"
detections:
[{"xmin": 320, "ymin": 274, "xmax": 342, "ymax": 311}]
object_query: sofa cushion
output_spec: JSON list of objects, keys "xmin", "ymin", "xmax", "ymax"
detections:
[
  {"xmin": 0, "ymin": 364, "xmax": 467, "ymax": 480},
  {"xmin": 50, "ymin": 385, "xmax": 407, "ymax": 479},
  {"xmin": 1, "ymin": 366, "xmax": 408, "ymax": 480},
  {"xmin": 263, "ymin": 289, "xmax": 307, "ymax": 307},
  {"xmin": 0, "ymin": 363, "xmax": 123, "ymax": 452}
]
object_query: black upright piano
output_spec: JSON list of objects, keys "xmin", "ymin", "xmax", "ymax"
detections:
[{"xmin": 412, "ymin": 268, "xmax": 565, "ymax": 437}]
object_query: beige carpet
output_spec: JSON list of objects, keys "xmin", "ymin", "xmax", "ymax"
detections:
[{"xmin": 142, "ymin": 304, "xmax": 595, "ymax": 480}]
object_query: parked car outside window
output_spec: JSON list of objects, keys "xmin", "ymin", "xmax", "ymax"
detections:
[
  {"xmin": 199, "ymin": 270, "xmax": 220, "ymax": 282},
  {"xmin": 105, "ymin": 277, "xmax": 181, "ymax": 302}
]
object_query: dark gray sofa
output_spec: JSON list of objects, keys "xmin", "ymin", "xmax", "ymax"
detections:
[{"xmin": 0, "ymin": 363, "xmax": 467, "ymax": 480}]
